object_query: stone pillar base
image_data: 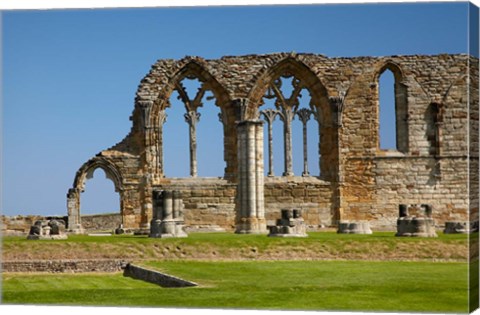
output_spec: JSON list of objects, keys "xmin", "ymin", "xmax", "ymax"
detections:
[
  {"xmin": 337, "ymin": 221, "xmax": 372, "ymax": 234},
  {"xmin": 444, "ymin": 221, "xmax": 477, "ymax": 234},
  {"xmin": 149, "ymin": 220, "xmax": 188, "ymax": 238},
  {"xmin": 396, "ymin": 217, "xmax": 437, "ymax": 237},
  {"xmin": 235, "ymin": 218, "xmax": 268, "ymax": 234},
  {"xmin": 67, "ymin": 224, "xmax": 85, "ymax": 235}
]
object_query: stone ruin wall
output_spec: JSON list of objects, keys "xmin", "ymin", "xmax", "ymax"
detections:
[
  {"xmin": 64, "ymin": 53, "xmax": 478, "ymax": 232},
  {"xmin": 1, "ymin": 214, "xmax": 122, "ymax": 236},
  {"xmin": 340, "ymin": 55, "xmax": 477, "ymax": 228}
]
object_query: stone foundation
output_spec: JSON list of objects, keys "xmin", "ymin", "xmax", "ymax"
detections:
[
  {"xmin": 337, "ymin": 221, "xmax": 372, "ymax": 234},
  {"xmin": 268, "ymin": 209, "xmax": 308, "ymax": 237},
  {"xmin": 2, "ymin": 259, "xmax": 127, "ymax": 273},
  {"xmin": 396, "ymin": 217, "xmax": 438, "ymax": 237}
]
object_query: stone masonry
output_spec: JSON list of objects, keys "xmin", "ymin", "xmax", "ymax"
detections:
[{"xmin": 66, "ymin": 53, "xmax": 479, "ymax": 233}]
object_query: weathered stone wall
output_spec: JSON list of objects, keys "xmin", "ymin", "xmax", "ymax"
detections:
[
  {"xmin": 1, "ymin": 215, "xmax": 44, "ymax": 236},
  {"xmin": 339, "ymin": 54, "xmax": 472, "ymax": 228},
  {"xmin": 469, "ymin": 56, "xmax": 479, "ymax": 223},
  {"xmin": 264, "ymin": 177, "xmax": 333, "ymax": 228},
  {"xmin": 2, "ymin": 214, "xmax": 120, "ymax": 235},
  {"xmin": 2, "ymin": 259, "xmax": 126, "ymax": 273},
  {"xmin": 64, "ymin": 53, "xmax": 477, "ymax": 231},
  {"xmin": 80, "ymin": 213, "xmax": 122, "ymax": 231},
  {"xmin": 155, "ymin": 178, "xmax": 237, "ymax": 231}
]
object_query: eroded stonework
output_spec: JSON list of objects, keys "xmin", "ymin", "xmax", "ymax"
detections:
[{"xmin": 66, "ymin": 52, "xmax": 479, "ymax": 233}]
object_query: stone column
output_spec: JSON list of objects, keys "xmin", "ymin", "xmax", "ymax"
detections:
[
  {"xmin": 173, "ymin": 190, "xmax": 182, "ymax": 219},
  {"xmin": 66, "ymin": 188, "xmax": 84, "ymax": 234},
  {"xmin": 184, "ymin": 110, "xmax": 201, "ymax": 177},
  {"xmin": 162, "ymin": 190, "xmax": 175, "ymax": 234},
  {"xmin": 278, "ymin": 108, "xmax": 295, "ymax": 176},
  {"xmin": 329, "ymin": 96, "xmax": 345, "ymax": 223},
  {"xmin": 139, "ymin": 175, "xmax": 152, "ymax": 231},
  {"xmin": 139, "ymin": 100, "xmax": 156, "ymax": 177},
  {"xmin": 296, "ymin": 108, "xmax": 312, "ymax": 176},
  {"xmin": 255, "ymin": 122, "xmax": 265, "ymax": 220},
  {"xmin": 235, "ymin": 120, "xmax": 267, "ymax": 234},
  {"xmin": 432, "ymin": 103, "xmax": 444, "ymax": 156},
  {"xmin": 157, "ymin": 110, "xmax": 167, "ymax": 177},
  {"xmin": 260, "ymin": 109, "xmax": 278, "ymax": 177}
]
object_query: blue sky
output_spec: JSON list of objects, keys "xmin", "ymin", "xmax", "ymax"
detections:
[{"xmin": 1, "ymin": 2, "xmax": 476, "ymax": 216}]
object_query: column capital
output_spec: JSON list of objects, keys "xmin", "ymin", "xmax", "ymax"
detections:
[
  {"xmin": 233, "ymin": 98, "xmax": 251, "ymax": 121},
  {"xmin": 260, "ymin": 108, "xmax": 279, "ymax": 125},
  {"xmin": 296, "ymin": 108, "xmax": 313, "ymax": 125},
  {"xmin": 184, "ymin": 110, "xmax": 201, "ymax": 126},
  {"xmin": 328, "ymin": 96, "xmax": 345, "ymax": 127}
]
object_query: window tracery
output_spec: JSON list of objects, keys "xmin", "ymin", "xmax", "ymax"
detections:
[{"xmin": 259, "ymin": 73, "xmax": 319, "ymax": 177}]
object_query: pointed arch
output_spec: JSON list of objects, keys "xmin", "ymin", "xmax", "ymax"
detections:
[
  {"xmin": 149, "ymin": 57, "xmax": 232, "ymax": 127},
  {"xmin": 376, "ymin": 61, "xmax": 405, "ymax": 83},
  {"xmin": 73, "ymin": 156, "xmax": 123, "ymax": 193},
  {"xmin": 375, "ymin": 61, "xmax": 409, "ymax": 153},
  {"xmin": 248, "ymin": 56, "xmax": 334, "ymax": 179},
  {"xmin": 248, "ymin": 56, "xmax": 330, "ymax": 122},
  {"xmin": 145, "ymin": 57, "xmax": 235, "ymax": 179}
]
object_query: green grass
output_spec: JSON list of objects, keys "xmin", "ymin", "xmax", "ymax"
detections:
[
  {"xmin": 2, "ymin": 260, "xmax": 469, "ymax": 313},
  {"xmin": 2, "ymin": 232, "xmax": 469, "ymax": 261}
]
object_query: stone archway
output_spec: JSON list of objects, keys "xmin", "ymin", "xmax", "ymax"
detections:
[{"xmin": 67, "ymin": 157, "xmax": 123, "ymax": 233}]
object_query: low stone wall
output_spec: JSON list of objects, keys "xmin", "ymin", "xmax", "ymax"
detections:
[
  {"xmin": 264, "ymin": 176, "xmax": 334, "ymax": 229},
  {"xmin": 156, "ymin": 178, "xmax": 237, "ymax": 231},
  {"xmin": 81, "ymin": 213, "xmax": 122, "ymax": 231},
  {"xmin": 2, "ymin": 213, "xmax": 121, "ymax": 235},
  {"xmin": 123, "ymin": 264, "xmax": 197, "ymax": 287},
  {"xmin": 1, "ymin": 215, "xmax": 67, "ymax": 236},
  {"xmin": 2, "ymin": 259, "xmax": 126, "ymax": 273}
]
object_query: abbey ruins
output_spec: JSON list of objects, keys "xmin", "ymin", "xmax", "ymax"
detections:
[{"xmin": 66, "ymin": 52, "xmax": 479, "ymax": 234}]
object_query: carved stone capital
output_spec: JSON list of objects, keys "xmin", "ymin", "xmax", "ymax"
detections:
[
  {"xmin": 328, "ymin": 96, "xmax": 345, "ymax": 127},
  {"xmin": 296, "ymin": 108, "xmax": 313, "ymax": 125},
  {"xmin": 184, "ymin": 110, "xmax": 201, "ymax": 126},
  {"xmin": 260, "ymin": 108, "xmax": 279, "ymax": 125},
  {"xmin": 234, "ymin": 98, "xmax": 250, "ymax": 121},
  {"xmin": 138, "ymin": 100, "xmax": 154, "ymax": 129},
  {"xmin": 278, "ymin": 107, "xmax": 296, "ymax": 124},
  {"xmin": 159, "ymin": 110, "xmax": 167, "ymax": 126}
]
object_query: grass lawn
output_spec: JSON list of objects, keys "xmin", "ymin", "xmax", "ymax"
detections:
[
  {"xmin": 2, "ymin": 232, "xmax": 469, "ymax": 261},
  {"xmin": 2, "ymin": 260, "xmax": 469, "ymax": 313}
]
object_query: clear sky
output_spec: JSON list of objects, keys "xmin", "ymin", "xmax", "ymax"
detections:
[{"xmin": 1, "ymin": 1, "xmax": 476, "ymax": 216}]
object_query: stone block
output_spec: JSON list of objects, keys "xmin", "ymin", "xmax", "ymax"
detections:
[
  {"xmin": 396, "ymin": 217, "xmax": 437, "ymax": 237},
  {"xmin": 337, "ymin": 221, "xmax": 372, "ymax": 234},
  {"xmin": 443, "ymin": 221, "xmax": 476, "ymax": 234}
]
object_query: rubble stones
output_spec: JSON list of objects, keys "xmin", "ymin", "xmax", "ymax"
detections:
[
  {"xmin": 27, "ymin": 220, "xmax": 68, "ymax": 240},
  {"xmin": 444, "ymin": 221, "xmax": 474, "ymax": 234},
  {"xmin": 268, "ymin": 209, "xmax": 308, "ymax": 237}
]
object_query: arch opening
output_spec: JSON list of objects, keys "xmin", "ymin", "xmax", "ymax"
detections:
[
  {"xmin": 379, "ymin": 69, "xmax": 396, "ymax": 150},
  {"xmin": 80, "ymin": 168, "xmax": 120, "ymax": 215},
  {"xmin": 258, "ymin": 67, "xmax": 323, "ymax": 177},
  {"xmin": 377, "ymin": 63, "xmax": 408, "ymax": 153},
  {"xmin": 163, "ymin": 76, "xmax": 224, "ymax": 178}
]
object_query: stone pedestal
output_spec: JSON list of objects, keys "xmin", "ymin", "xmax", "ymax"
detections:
[
  {"xmin": 67, "ymin": 188, "xmax": 84, "ymax": 234},
  {"xmin": 268, "ymin": 209, "xmax": 307, "ymax": 237},
  {"xmin": 149, "ymin": 190, "xmax": 187, "ymax": 238},
  {"xmin": 395, "ymin": 204, "xmax": 437, "ymax": 237},
  {"xmin": 337, "ymin": 221, "xmax": 372, "ymax": 234},
  {"xmin": 396, "ymin": 217, "xmax": 437, "ymax": 237},
  {"xmin": 444, "ymin": 221, "xmax": 474, "ymax": 234}
]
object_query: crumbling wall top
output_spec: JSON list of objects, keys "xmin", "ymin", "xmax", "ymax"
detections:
[{"xmin": 135, "ymin": 53, "xmax": 472, "ymax": 106}]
